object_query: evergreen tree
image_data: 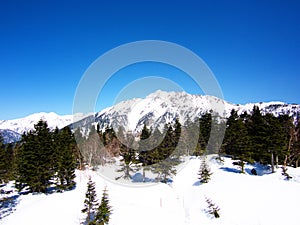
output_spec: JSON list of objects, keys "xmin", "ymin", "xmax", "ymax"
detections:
[
  {"xmin": 0, "ymin": 135, "xmax": 8, "ymax": 183},
  {"xmin": 151, "ymin": 158, "xmax": 177, "ymax": 183},
  {"xmin": 205, "ymin": 197, "xmax": 220, "ymax": 218},
  {"xmin": 150, "ymin": 121, "xmax": 181, "ymax": 183},
  {"xmin": 82, "ymin": 177, "xmax": 98, "ymax": 224},
  {"xmin": 224, "ymin": 109, "xmax": 252, "ymax": 173},
  {"xmin": 54, "ymin": 126, "xmax": 77, "ymax": 191},
  {"xmin": 116, "ymin": 131, "xmax": 136, "ymax": 181},
  {"xmin": 198, "ymin": 157, "xmax": 212, "ymax": 183},
  {"xmin": 0, "ymin": 135, "xmax": 13, "ymax": 184},
  {"xmin": 93, "ymin": 187, "xmax": 112, "ymax": 225},
  {"xmin": 200, "ymin": 113, "xmax": 212, "ymax": 147},
  {"xmin": 194, "ymin": 113, "xmax": 214, "ymax": 156},
  {"xmin": 247, "ymin": 106, "xmax": 269, "ymax": 164},
  {"xmin": 290, "ymin": 119, "xmax": 300, "ymax": 167},
  {"xmin": 16, "ymin": 120, "xmax": 54, "ymax": 193},
  {"xmin": 138, "ymin": 124, "xmax": 152, "ymax": 182},
  {"xmin": 264, "ymin": 113, "xmax": 287, "ymax": 172}
]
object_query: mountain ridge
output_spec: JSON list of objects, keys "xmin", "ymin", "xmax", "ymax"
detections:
[
  {"xmin": 1, "ymin": 91, "xmax": 300, "ymax": 141},
  {"xmin": 82, "ymin": 90, "xmax": 300, "ymax": 134}
]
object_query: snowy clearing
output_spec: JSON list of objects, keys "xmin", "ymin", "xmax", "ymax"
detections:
[{"xmin": 1, "ymin": 155, "xmax": 300, "ymax": 225}]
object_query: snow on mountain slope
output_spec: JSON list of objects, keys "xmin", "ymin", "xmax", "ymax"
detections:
[
  {"xmin": 0, "ymin": 129, "xmax": 21, "ymax": 143},
  {"xmin": 91, "ymin": 90, "xmax": 300, "ymax": 133},
  {"xmin": 1, "ymin": 156, "xmax": 300, "ymax": 225},
  {"xmin": 0, "ymin": 112, "xmax": 73, "ymax": 135},
  {"xmin": 1, "ymin": 91, "xmax": 300, "ymax": 137}
]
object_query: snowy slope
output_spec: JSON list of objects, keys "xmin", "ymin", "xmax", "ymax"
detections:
[
  {"xmin": 1, "ymin": 90, "xmax": 300, "ymax": 138},
  {"xmin": 0, "ymin": 129, "xmax": 21, "ymax": 143},
  {"xmin": 0, "ymin": 112, "xmax": 73, "ymax": 135},
  {"xmin": 1, "ymin": 156, "xmax": 300, "ymax": 225},
  {"xmin": 88, "ymin": 90, "xmax": 300, "ymax": 133}
]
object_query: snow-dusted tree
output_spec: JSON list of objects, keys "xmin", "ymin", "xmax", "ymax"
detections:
[
  {"xmin": 205, "ymin": 197, "xmax": 220, "ymax": 218},
  {"xmin": 92, "ymin": 187, "xmax": 112, "ymax": 225},
  {"xmin": 198, "ymin": 157, "xmax": 212, "ymax": 184},
  {"xmin": 82, "ymin": 177, "xmax": 98, "ymax": 224}
]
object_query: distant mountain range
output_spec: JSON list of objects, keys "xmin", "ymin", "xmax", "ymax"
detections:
[
  {"xmin": 0, "ymin": 112, "xmax": 72, "ymax": 143},
  {"xmin": 1, "ymin": 90, "xmax": 300, "ymax": 143},
  {"xmin": 74, "ymin": 90, "xmax": 300, "ymax": 133}
]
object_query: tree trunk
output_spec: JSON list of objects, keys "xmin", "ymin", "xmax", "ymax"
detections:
[
  {"xmin": 271, "ymin": 151, "xmax": 275, "ymax": 173},
  {"xmin": 275, "ymin": 154, "xmax": 279, "ymax": 169},
  {"xmin": 283, "ymin": 155, "xmax": 288, "ymax": 170},
  {"xmin": 142, "ymin": 168, "xmax": 145, "ymax": 182}
]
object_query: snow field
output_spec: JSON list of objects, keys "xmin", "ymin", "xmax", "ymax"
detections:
[{"xmin": 1, "ymin": 156, "xmax": 300, "ymax": 225}]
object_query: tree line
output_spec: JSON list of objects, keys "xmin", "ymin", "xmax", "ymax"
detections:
[
  {"xmin": 0, "ymin": 120, "xmax": 79, "ymax": 193},
  {"xmin": 222, "ymin": 106, "xmax": 300, "ymax": 173},
  {"xmin": 1, "ymin": 105, "xmax": 300, "ymax": 191},
  {"xmin": 75, "ymin": 119, "xmax": 182, "ymax": 183}
]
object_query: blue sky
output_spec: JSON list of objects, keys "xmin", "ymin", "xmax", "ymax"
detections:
[{"xmin": 0, "ymin": 0, "xmax": 299, "ymax": 120}]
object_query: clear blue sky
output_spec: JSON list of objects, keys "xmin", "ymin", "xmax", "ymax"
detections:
[{"xmin": 0, "ymin": 0, "xmax": 299, "ymax": 120}]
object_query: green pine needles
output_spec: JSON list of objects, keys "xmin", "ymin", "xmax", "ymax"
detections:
[
  {"xmin": 82, "ymin": 177, "xmax": 112, "ymax": 225},
  {"xmin": 16, "ymin": 120, "xmax": 77, "ymax": 193},
  {"xmin": 198, "ymin": 157, "xmax": 212, "ymax": 184}
]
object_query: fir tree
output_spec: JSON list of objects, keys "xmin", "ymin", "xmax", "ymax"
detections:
[
  {"xmin": 198, "ymin": 157, "xmax": 212, "ymax": 183},
  {"xmin": 0, "ymin": 135, "xmax": 9, "ymax": 183},
  {"xmin": 116, "ymin": 146, "xmax": 136, "ymax": 180},
  {"xmin": 205, "ymin": 197, "xmax": 220, "ymax": 218},
  {"xmin": 93, "ymin": 187, "xmax": 112, "ymax": 225},
  {"xmin": 151, "ymin": 158, "xmax": 177, "ymax": 183},
  {"xmin": 138, "ymin": 124, "xmax": 152, "ymax": 182},
  {"xmin": 82, "ymin": 177, "xmax": 98, "ymax": 224},
  {"xmin": 224, "ymin": 109, "xmax": 252, "ymax": 173},
  {"xmin": 247, "ymin": 106, "xmax": 269, "ymax": 164},
  {"xmin": 115, "ymin": 131, "xmax": 136, "ymax": 181},
  {"xmin": 150, "ymin": 122, "xmax": 181, "ymax": 183},
  {"xmin": 16, "ymin": 120, "xmax": 54, "ymax": 193},
  {"xmin": 54, "ymin": 126, "xmax": 77, "ymax": 191}
]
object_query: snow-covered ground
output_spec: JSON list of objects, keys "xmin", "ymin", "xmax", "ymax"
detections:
[{"xmin": 1, "ymin": 156, "xmax": 300, "ymax": 225}]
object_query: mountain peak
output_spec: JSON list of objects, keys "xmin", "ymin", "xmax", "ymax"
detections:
[
  {"xmin": 91, "ymin": 91, "xmax": 300, "ymax": 134},
  {"xmin": 0, "ymin": 112, "xmax": 72, "ymax": 135}
]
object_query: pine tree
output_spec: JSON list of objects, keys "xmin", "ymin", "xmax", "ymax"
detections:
[
  {"xmin": 16, "ymin": 120, "xmax": 54, "ymax": 193},
  {"xmin": 138, "ymin": 124, "xmax": 152, "ymax": 182},
  {"xmin": 93, "ymin": 187, "xmax": 112, "ymax": 225},
  {"xmin": 150, "ymin": 121, "xmax": 181, "ymax": 183},
  {"xmin": 198, "ymin": 157, "xmax": 212, "ymax": 183},
  {"xmin": 54, "ymin": 126, "xmax": 77, "ymax": 191},
  {"xmin": 116, "ymin": 145, "xmax": 136, "ymax": 180},
  {"xmin": 224, "ymin": 109, "xmax": 252, "ymax": 173},
  {"xmin": 115, "ymin": 129, "xmax": 137, "ymax": 181},
  {"xmin": 247, "ymin": 106, "xmax": 269, "ymax": 164},
  {"xmin": 82, "ymin": 177, "xmax": 98, "ymax": 224},
  {"xmin": 205, "ymin": 197, "xmax": 220, "ymax": 218},
  {"xmin": 0, "ymin": 135, "xmax": 8, "ymax": 183},
  {"xmin": 265, "ymin": 113, "xmax": 287, "ymax": 172}
]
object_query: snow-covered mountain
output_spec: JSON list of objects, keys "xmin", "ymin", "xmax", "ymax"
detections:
[
  {"xmin": 1, "ymin": 91, "xmax": 300, "ymax": 141},
  {"xmin": 0, "ymin": 129, "xmax": 21, "ymax": 144},
  {"xmin": 0, "ymin": 112, "xmax": 73, "ymax": 135},
  {"xmin": 73, "ymin": 90, "xmax": 300, "ymax": 133}
]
